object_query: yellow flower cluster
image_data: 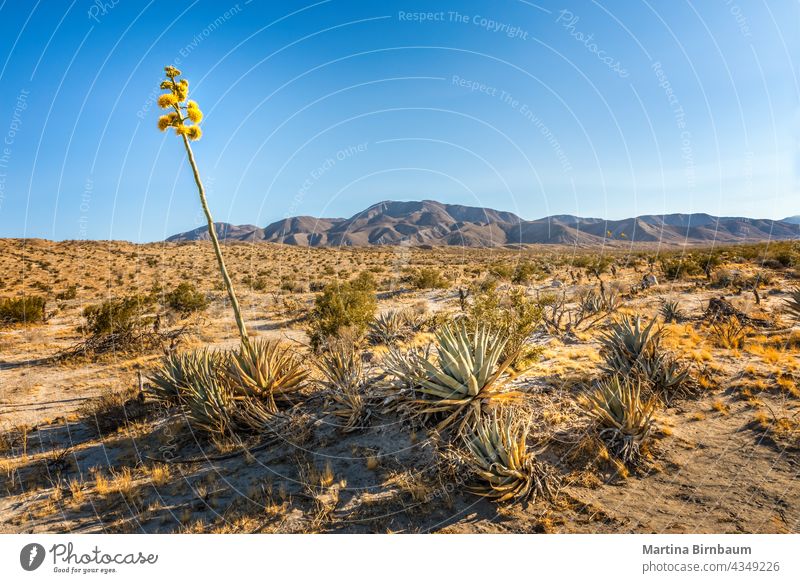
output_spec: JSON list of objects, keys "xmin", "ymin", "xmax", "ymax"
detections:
[{"xmin": 156, "ymin": 66, "xmax": 203, "ymax": 141}]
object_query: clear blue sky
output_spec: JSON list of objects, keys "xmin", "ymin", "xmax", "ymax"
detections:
[{"xmin": 0, "ymin": 0, "xmax": 797, "ymax": 242}]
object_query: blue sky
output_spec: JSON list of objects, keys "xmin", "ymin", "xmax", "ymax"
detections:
[{"xmin": 0, "ymin": 0, "xmax": 797, "ymax": 242}]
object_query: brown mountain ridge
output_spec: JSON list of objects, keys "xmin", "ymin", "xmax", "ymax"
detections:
[{"xmin": 166, "ymin": 200, "xmax": 800, "ymax": 247}]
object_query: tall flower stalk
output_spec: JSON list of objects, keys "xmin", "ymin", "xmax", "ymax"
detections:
[{"xmin": 157, "ymin": 66, "xmax": 249, "ymax": 347}]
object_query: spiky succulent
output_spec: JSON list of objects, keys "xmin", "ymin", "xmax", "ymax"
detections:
[
  {"xmin": 659, "ymin": 299, "xmax": 684, "ymax": 323},
  {"xmin": 600, "ymin": 315, "xmax": 690, "ymax": 402},
  {"xmin": 147, "ymin": 349, "xmax": 227, "ymax": 405},
  {"xmin": 181, "ymin": 353, "xmax": 236, "ymax": 436},
  {"xmin": 229, "ymin": 339, "xmax": 308, "ymax": 413},
  {"xmin": 600, "ymin": 316, "xmax": 664, "ymax": 375},
  {"xmin": 316, "ymin": 340, "xmax": 367, "ymax": 432},
  {"xmin": 463, "ymin": 408, "xmax": 555, "ymax": 502},
  {"xmin": 367, "ymin": 310, "xmax": 409, "ymax": 346},
  {"xmin": 384, "ymin": 322, "xmax": 521, "ymax": 433},
  {"xmin": 582, "ymin": 376, "xmax": 655, "ymax": 464},
  {"xmin": 784, "ymin": 288, "xmax": 800, "ymax": 322}
]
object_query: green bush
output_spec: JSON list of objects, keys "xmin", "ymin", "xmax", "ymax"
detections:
[
  {"xmin": 488, "ymin": 263, "xmax": 514, "ymax": 280},
  {"xmin": 411, "ymin": 267, "xmax": 448, "ymax": 289},
  {"xmin": 467, "ymin": 285, "xmax": 543, "ymax": 369},
  {"xmin": 309, "ymin": 274, "xmax": 377, "ymax": 349},
  {"xmin": 660, "ymin": 256, "xmax": 702, "ymax": 280},
  {"xmin": 165, "ymin": 282, "xmax": 208, "ymax": 313},
  {"xmin": 512, "ymin": 261, "xmax": 543, "ymax": 285},
  {"xmin": 0, "ymin": 296, "xmax": 46, "ymax": 325},
  {"xmin": 82, "ymin": 295, "xmax": 155, "ymax": 337}
]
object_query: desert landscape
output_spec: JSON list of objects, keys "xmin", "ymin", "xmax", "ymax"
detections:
[{"xmin": 1, "ymin": 220, "xmax": 798, "ymax": 534}]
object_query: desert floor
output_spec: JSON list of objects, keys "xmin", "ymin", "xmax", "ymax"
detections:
[{"xmin": 1, "ymin": 238, "xmax": 798, "ymax": 533}]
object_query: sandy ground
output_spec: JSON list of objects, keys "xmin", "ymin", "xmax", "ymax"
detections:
[{"xmin": 1, "ymin": 239, "xmax": 798, "ymax": 533}]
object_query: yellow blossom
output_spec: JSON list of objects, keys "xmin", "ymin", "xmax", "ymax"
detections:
[
  {"xmin": 157, "ymin": 112, "xmax": 179, "ymax": 131},
  {"xmin": 186, "ymin": 101, "xmax": 203, "ymax": 123},
  {"xmin": 157, "ymin": 93, "xmax": 178, "ymax": 109},
  {"xmin": 185, "ymin": 126, "xmax": 202, "ymax": 141},
  {"xmin": 176, "ymin": 79, "xmax": 189, "ymax": 101}
]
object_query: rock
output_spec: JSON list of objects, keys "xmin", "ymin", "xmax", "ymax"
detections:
[
  {"xmin": 551, "ymin": 279, "xmax": 564, "ymax": 288},
  {"xmin": 643, "ymin": 274, "xmax": 658, "ymax": 288}
]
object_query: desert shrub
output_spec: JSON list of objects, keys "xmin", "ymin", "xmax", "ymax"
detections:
[
  {"xmin": 711, "ymin": 269, "xmax": 734, "ymax": 288},
  {"xmin": 581, "ymin": 376, "xmax": 655, "ymax": 464},
  {"xmin": 488, "ymin": 263, "xmax": 514, "ymax": 280},
  {"xmin": 462, "ymin": 408, "xmax": 556, "ymax": 502},
  {"xmin": 384, "ymin": 322, "xmax": 520, "ymax": 433},
  {"xmin": 710, "ymin": 316, "xmax": 749, "ymax": 349},
  {"xmin": 0, "ymin": 296, "xmax": 46, "ymax": 325},
  {"xmin": 467, "ymin": 286, "xmax": 543, "ymax": 369},
  {"xmin": 410, "ymin": 267, "xmax": 448, "ymax": 289},
  {"xmin": 660, "ymin": 256, "xmax": 702, "ymax": 280},
  {"xmin": 600, "ymin": 315, "xmax": 690, "ymax": 403},
  {"xmin": 55, "ymin": 285, "xmax": 78, "ymax": 300},
  {"xmin": 243, "ymin": 275, "xmax": 268, "ymax": 291},
  {"xmin": 165, "ymin": 282, "xmax": 208, "ymax": 314},
  {"xmin": 279, "ymin": 277, "xmax": 304, "ymax": 293},
  {"xmin": 309, "ymin": 275, "xmax": 377, "ymax": 349},
  {"xmin": 771, "ymin": 249, "xmax": 798, "ymax": 268},
  {"xmin": 79, "ymin": 387, "xmax": 149, "ymax": 436},
  {"xmin": 82, "ymin": 295, "xmax": 154, "ymax": 337},
  {"xmin": 512, "ymin": 261, "xmax": 543, "ymax": 285}
]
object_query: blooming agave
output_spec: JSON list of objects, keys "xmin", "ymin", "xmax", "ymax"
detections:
[{"xmin": 156, "ymin": 66, "xmax": 249, "ymax": 347}]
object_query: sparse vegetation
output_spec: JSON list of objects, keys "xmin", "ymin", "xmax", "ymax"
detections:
[
  {"xmin": 0, "ymin": 295, "xmax": 46, "ymax": 325},
  {"xmin": 2, "ymin": 237, "xmax": 799, "ymax": 534}
]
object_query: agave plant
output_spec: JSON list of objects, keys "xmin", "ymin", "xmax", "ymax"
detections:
[
  {"xmin": 637, "ymin": 352, "xmax": 691, "ymax": 404},
  {"xmin": 385, "ymin": 322, "xmax": 521, "ymax": 433},
  {"xmin": 367, "ymin": 310, "xmax": 408, "ymax": 346},
  {"xmin": 463, "ymin": 408, "xmax": 556, "ymax": 502},
  {"xmin": 659, "ymin": 299, "xmax": 684, "ymax": 323},
  {"xmin": 316, "ymin": 340, "xmax": 368, "ymax": 432},
  {"xmin": 229, "ymin": 339, "xmax": 308, "ymax": 413},
  {"xmin": 181, "ymin": 354, "xmax": 236, "ymax": 436},
  {"xmin": 600, "ymin": 315, "xmax": 664, "ymax": 376},
  {"xmin": 147, "ymin": 349, "xmax": 227, "ymax": 405},
  {"xmin": 600, "ymin": 315, "xmax": 690, "ymax": 401},
  {"xmin": 582, "ymin": 376, "xmax": 655, "ymax": 464},
  {"xmin": 784, "ymin": 288, "xmax": 800, "ymax": 322},
  {"xmin": 578, "ymin": 290, "xmax": 603, "ymax": 316}
]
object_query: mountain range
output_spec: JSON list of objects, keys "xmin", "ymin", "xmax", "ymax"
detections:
[{"xmin": 166, "ymin": 200, "xmax": 800, "ymax": 247}]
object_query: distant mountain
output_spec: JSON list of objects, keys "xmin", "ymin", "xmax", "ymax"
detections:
[
  {"xmin": 166, "ymin": 222, "xmax": 264, "ymax": 242},
  {"xmin": 166, "ymin": 200, "xmax": 800, "ymax": 247},
  {"xmin": 783, "ymin": 215, "xmax": 800, "ymax": 225}
]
